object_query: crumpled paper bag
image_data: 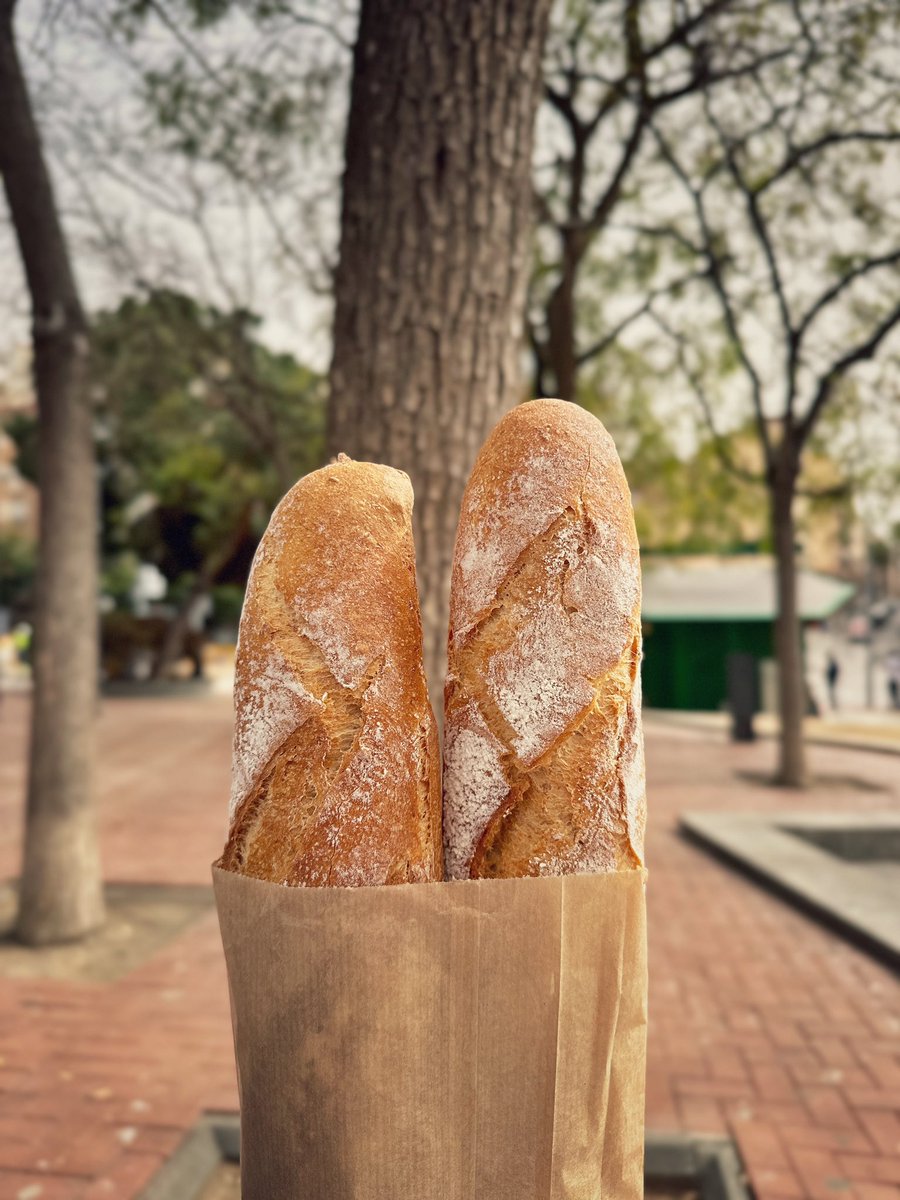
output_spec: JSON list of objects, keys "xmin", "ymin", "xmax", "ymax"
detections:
[{"xmin": 213, "ymin": 865, "xmax": 647, "ymax": 1199}]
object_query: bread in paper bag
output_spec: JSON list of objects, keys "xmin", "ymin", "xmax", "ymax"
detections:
[
  {"xmin": 221, "ymin": 455, "xmax": 442, "ymax": 886},
  {"xmin": 443, "ymin": 398, "xmax": 645, "ymax": 880}
]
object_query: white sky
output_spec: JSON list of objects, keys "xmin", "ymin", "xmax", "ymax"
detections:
[{"xmin": 2, "ymin": 0, "xmax": 351, "ymax": 370}]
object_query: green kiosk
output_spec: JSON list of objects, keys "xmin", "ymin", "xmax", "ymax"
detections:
[{"xmin": 641, "ymin": 556, "xmax": 855, "ymax": 712}]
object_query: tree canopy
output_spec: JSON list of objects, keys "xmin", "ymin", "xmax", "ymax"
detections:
[
  {"xmin": 7, "ymin": 288, "xmax": 325, "ymax": 606},
  {"xmin": 94, "ymin": 289, "xmax": 325, "ymax": 596}
]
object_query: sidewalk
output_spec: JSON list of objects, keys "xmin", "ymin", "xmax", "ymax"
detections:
[
  {"xmin": 648, "ymin": 706, "xmax": 900, "ymax": 756},
  {"xmin": 1, "ymin": 695, "xmax": 898, "ymax": 1199},
  {"xmin": 0, "ymin": 695, "xmax": 236, "ymax": 1199}
]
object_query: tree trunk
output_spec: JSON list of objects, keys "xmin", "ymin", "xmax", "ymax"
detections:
[
  {"xmin": 545, "ymin": 237, "xmax": 580, "ymax": 402},
  {"xmin": 153, "ymin": 504, "xmax": 253, "ymax": 679},
  {"xmin": 771, "ymin": 455, "xmax": 807, "ymax": 787},
  {"xmin": 0, "ymin": 0, "xmax": 104, "ymax": 943},
  {"xmin": 153, "ymin": 583, "xmax": 208, "ymax": 681},
  {"xmin": 328, "ymin": 0, "xmax": 553, "ymax": 700}
]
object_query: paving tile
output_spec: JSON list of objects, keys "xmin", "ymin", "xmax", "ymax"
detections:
[
  {"xmin": 803, "ymin": 1086, "xmax": 867, "ymax": 1131},
  {"xmin": 3, "ymin": 698, "xmax": 900, "ymax": 1198},
  {"xmin": 747, "ymin": 1165, "xmax": 809, "ymax": 1198},
  {"xmin": 777, "ymin": 1124, "xmax": 875, "ymax": 1156},
  {"xmin": 836, "ymin": 1154, "xmax": 900, "ymax": 1185},
  {"xmin": 854, "ymin": 1185, "xmax": 900, "ymax": 1200},
  {"xmin": 75, "ymin": 1153, "xmax": 165, "ymax": 1199},
  {"xmin": 0, "ymin": 1173, "xmax": 85, "ymax": 1200},
  {"xmin": 856, "ymin": 1110, "xmax": 900, "ymax": 1156},
  {"xmin": 846, "ymin": 1089, "xmax": 900, "ymax": 1113},
  {"xmin": 788, "ymin": 1145, "xmax": 856, "ymax": 1200},
  {"xmin": 731, "ymin": 1119, "xmax": 792, "ymax": 1168}
]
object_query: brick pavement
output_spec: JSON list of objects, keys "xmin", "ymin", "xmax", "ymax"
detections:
[
  {"xmin": 1, "ymin": 693, "xmax": 898, "ymax": 1199},
  {"xmin": 1, "ymin": 694, "xmax": 237, "ymax": 1199}
]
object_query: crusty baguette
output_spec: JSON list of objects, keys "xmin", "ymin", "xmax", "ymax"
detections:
[
  {"xmin": 443, "ymin": 399, "xmax": 645, "ymax": 880},
  {"xmin": 221, "ymin": 455, "xmax": 442, "ymax": 886}
]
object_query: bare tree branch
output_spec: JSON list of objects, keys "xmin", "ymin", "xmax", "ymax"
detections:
[
  {"xmin": 798, "ymin": 299, "xmax": 900, "ymax": 444},
  {"xmin": 612, "ymin": 220, "xmax": 702, "ymax": 259},
  {"xmin": 641, "ymin": 0, "xmax": 733, "ymax": 62},
  {"xmin": 653, "ymin": 46, "xmax": 795, "ymax": 109},
  {"xmin": 575, "ymin": 268, "xmax": 708, "ymax": 367},
  {"xmin": 647, "ymin": 307, "xmax": 766, "ymax": 487},
  {"xmin": 704, "ymin": 100, "xmax": 797, "ymax": 414},
  {"xmin": 794, "ymin": 248, "xmax": 900, "ymax": 351},
  {"xmin": 757, "ymin": 130, "xmax": 900, "ymax": 195},
  {"xmin": 587, "ymin": 104, "xmax": 649, "ymax": 234},
  {"xmin": 651, "ymin": 120, "xmax": 774, "ymax": 470}
]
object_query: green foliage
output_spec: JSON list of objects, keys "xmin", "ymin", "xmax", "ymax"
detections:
[
  {"xmin": 101, "ymin": 551, "xmax": 141, "ymax": 608},
  {"xmin": 105, "ymin": 0, "xmax": 347, "ymax": 182},
  {"xmin": 143, "ymin": 61, "xmax": 310, "ymax": 168},
  {"xmin": 113, "ymin": 0, "xmax": 235, "ymax": 39},
  {"xmin": 90, "ymin": 289, "xmax": 324, "ymax": 596},
  {"xmin": 3, "ymin": 413, "xmax": 38, "ymax": 486},
  {"xmin": 0, "ymin": 530, "xmax": 36, "ymax": 610},
  {"xmin": 211, "ymin": 582, "xmax": 245, "ymax": 628},
  {"xmin": 622, "ymin": 425, "xmax": 769, "ymax": 556},
  {"xmin": 189, "ymin": 0, "xmax": 233, "ymax": 26},
  {"xmin": 576, "ymin": 346, "xmax": 768, "ymax": 555}
]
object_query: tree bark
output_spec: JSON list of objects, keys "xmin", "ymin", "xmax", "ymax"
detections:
[
  {"xmin": 0, "ymin": 0, "xmax": 104, "ymax": 942},
  {"xmin": 328, "ymin": 0, "xmax": 553, "ymax": 700},
  {"xmin": 544, "ymin": 235, "xmax": 580, "ymax": 401},
  {"xmin": 771, "ymin": 452, "xmax": 807, "ymax": 787}
]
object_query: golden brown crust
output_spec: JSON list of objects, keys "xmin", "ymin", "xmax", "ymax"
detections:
[
  {"xmin": 221, "ymin": 455, "xmax": 442, "ymax": 886},
  {"xmin": 443, "ymin": 399, "xmax": 645, "ymax": 880}
]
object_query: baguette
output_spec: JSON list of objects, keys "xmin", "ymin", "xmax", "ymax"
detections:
[
  {"xmin": 221, "ymin": 455, "xmax": 442, "ymax": 886},
  {"xmin": 443, "ymin": 399, "xmax": 645, "ymax": 879}
]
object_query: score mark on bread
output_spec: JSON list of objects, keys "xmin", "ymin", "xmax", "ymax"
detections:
[{"xmin": 220, "ymin": 457, "xmax": 442, "ymax": 887}]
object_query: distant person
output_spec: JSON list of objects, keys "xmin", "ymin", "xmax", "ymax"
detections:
[
  {"xmin": 826, "ymin": 654, "xmax": 840, "ymax": 710},
  {"xmin": 887, "ymin": 651, "xmax": 900, "ymax": 711}
]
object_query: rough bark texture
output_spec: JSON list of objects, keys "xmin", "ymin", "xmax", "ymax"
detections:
[
  {"xmin": 0, "ymin": 0, "xmax": 105, "ymax": 942},
  {"xmin": 327, "ymin": 0, "xmax": 553, "ymax": 699},
  {"xmin": 771, "ymin": 455, "xmax": 807, "ymax": 787},
  {"xmin": 544, "ymin": 239, "xmax": 581, "ymax": 401}
]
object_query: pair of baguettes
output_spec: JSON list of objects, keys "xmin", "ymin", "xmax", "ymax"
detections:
[{"xmin": 221, "ymin": 399, "xmax": 645, "ymax": 886}]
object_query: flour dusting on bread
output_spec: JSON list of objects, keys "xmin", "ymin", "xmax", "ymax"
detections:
[
  {"xmin": 221, "ymin": 456, "xmax": 442, "ymax": 886},
  {"xmin": 300, "ymin": 593, "xmax": 370, "ymax": 690},
  {"xmin": 228, "ymin": 647, "xmax": 320, "ymax": 822},
  {"xmin": 442, "ymin": 703, "xmax": 509, "ymax": 880},
  {"xmin": 454, "ymin": 444, "xmax": 573, "ymax": 640},
  {"xmin": 444, "ymin": 399, "xmax": 645, "ymax": 880}
]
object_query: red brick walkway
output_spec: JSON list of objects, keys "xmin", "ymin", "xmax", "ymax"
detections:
[{"xmin": 1, "ymin": 693, "xmax": 898, "ymax": 1199}]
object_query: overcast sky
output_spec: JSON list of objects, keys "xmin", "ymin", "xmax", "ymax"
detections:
[{"xmin": 1, "ymin": 0, "xmax": 352, "ymax": 373}]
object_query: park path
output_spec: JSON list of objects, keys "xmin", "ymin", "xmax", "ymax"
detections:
[{"xmin": 0, "ymin": 693, "xmax": 898, "ymax": 1199}]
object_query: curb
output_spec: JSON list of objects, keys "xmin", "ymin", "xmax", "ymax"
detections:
[{"xmin": 137, "ymin": 1116, "xmax": 752, "ymax": 1198}]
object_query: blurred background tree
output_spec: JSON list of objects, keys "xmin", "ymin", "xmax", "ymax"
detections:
[
  {"xmin": 639, "ymin": 3, "xmax": 900, "ymax": 784},
  {"xmin": 0, "ymin": 527, "xmax": 35, "ymax": 615},
  {"xmin": 1, "ymin": 0, "xmax": 105, "ymax": 945},
  {"xmin": 530, "ymin": 0, "xmax": 791, "ymax": 400},
  {"xmin": 91, "ymin": 290, "xmax": 323, "ymax": 676},
  {"xmin": 9, "ymin": 289, "xmax": 324, "ymax": 676},
  {"xmin": 527, "ymin": 0, "xmax": 900, "ymax": 783}
]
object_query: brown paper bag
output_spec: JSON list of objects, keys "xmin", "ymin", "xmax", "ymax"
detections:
[{"xmin": 212, "ymin": 865, "xmax": 647, "ymax": 1200}]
